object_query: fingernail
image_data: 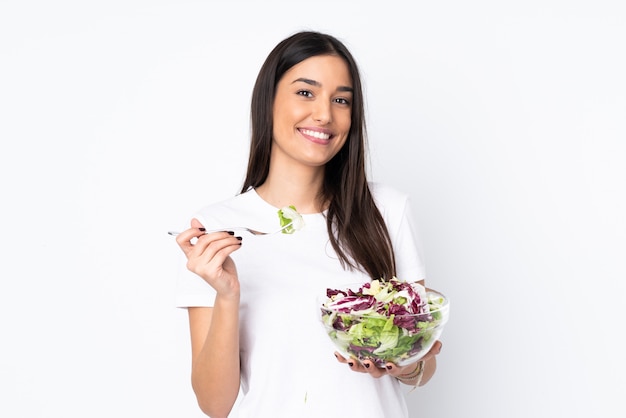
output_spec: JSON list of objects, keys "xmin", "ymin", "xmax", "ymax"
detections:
[
  {"xmin": 236, "ymin": 236, "xmax": 243, "ymax": 241},
  {"xmin": 348, "ymin": 362, "xmax": 354, "ymax": 367},
  {"xmin": 199, "ymin": 228, "xmax": 206, "ymax": 231},
  {"xmin": 227, "ymin": 231, "xmax": 235, "ymax": 235},
  {"xmin": 386, "ymin": 365, "xmax": 392, "ymax": 370},
  {"xmin": 364, "ymin": 363, "xmax": 370, "ymax": 369}
]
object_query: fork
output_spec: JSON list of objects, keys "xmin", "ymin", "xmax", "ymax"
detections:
[{"xmin": 167, "ymin": 222, "xmax": 293, "ymax": 237}]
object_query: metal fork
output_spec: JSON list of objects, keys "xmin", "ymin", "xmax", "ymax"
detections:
[{"xmin": 167, "ymin": 222, "xmax": 293, "ymax": 237}]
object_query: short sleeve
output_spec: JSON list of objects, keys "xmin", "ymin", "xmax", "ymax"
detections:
[
  {"xmin": 392, "ymin": 195, "xmax": 427, "ymax": 282},
  {"xmin": 370, "ymin": 182, "xmax": 427, "ymax": 282}
]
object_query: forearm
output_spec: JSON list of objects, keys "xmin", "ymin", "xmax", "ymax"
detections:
[{"xmin": 190, "ymin": 295, "xmax": 241, "ymax": 417}]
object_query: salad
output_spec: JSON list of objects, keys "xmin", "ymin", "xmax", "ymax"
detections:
[
  {"xmin": 277, "ymin": 205, "xmax": 305, "ymax": 234},
  {"xmin": 320, "ymin": 278, "xmax": 447, "ymax": 367}
]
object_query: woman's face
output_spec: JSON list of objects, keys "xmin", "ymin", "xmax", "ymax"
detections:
[{"xmin": 271, "ymin": 54, "xmax": 353, "ymax": 169}]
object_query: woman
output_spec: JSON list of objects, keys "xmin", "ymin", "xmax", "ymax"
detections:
[{"xmin": 174, "ymin": 31, "xmax": 442, "ymax": 418}]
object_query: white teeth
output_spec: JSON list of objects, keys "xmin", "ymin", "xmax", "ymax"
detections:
[{"xmin": 301, "ymin": 129, "xmax": 331, "ymax": 140}]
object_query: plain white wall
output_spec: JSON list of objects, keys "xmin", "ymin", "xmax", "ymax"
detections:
[{"xmin": 1, "ymin": 1, "xmax": 624, "ymax": 417}]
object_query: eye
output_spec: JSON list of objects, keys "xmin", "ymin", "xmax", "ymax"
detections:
[
  {"xmin": 333, "ymin": 97, "xmax": 351, "ymax": 105},
  {"xmin": 297, "ymin": 90, "xmax": 313, "ymax": 98}
]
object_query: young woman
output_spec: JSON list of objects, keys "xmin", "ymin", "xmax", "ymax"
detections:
[{"xmin": 174, "ymin": 31, "xmax": 442, "ymax": 418}]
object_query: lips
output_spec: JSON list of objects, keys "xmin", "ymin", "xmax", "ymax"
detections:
[{"xmin": 299, "ymin": 128, "xmax": 332, "ymax": 142}]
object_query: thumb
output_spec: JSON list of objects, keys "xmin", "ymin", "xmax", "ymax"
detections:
[{"xmin": 190, "ymin": 218, "xmax": 204, "ymax": 229}]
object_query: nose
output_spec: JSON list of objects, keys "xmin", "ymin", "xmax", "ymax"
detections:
[{"xmin": 312, "ymin": 100, "xmax": 332, "ymax": 124}]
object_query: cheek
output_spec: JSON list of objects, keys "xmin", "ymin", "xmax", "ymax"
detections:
[
  {"xmin": 336, "ymin": 136, "xmax": 349, "ymax": 152},
  {"xmin": 274, "ymin": 101, "xmax": 302, "ymax": 129},
  {"xmin": 338, "ymin": 119, "xmax": 352, "ymax": 140},
  {"xmin": 336, "ymin": 109, "xmax": 352, "ymax": 132}
]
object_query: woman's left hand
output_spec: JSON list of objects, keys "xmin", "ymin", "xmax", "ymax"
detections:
[{"xmin": 334, "ymin": 340, "xmax": 443, "ymax": 379}]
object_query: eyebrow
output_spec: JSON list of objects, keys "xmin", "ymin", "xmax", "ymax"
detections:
[{"xmin": 292, "ymin": 77, "xmax": 354, "ymax": 93}]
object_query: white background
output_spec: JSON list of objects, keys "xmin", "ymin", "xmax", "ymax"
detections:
[{"xmin": 1, "ymin": 1, "xmax": 624, "ymax": 417}]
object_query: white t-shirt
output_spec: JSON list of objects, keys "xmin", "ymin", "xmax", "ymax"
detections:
[{"xmin": 175, "ymin": 183, "xmax": 426, "ymax": 418}]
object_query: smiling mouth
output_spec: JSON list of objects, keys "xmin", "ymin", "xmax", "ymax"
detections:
[{"xmin": 299, "ymin": 128, "xmax": 331, "ymax": 141}]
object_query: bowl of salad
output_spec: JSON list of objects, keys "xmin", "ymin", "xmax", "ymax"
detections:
[{"xmin": 319, "ymin": 278, "xmax": 449, "ymax": 368}]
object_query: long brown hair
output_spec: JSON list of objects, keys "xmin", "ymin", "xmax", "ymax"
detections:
[{"xmin": 241, "ymin": 31, "xmax": 396, "ymax": 280}]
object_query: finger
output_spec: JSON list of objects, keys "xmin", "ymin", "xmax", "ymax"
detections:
[
  {"xmin": 187, "ymin": 233, "xmax": 242, "ymax": 270},
  {"xmin": 360, "ymin": 359, "xmax": 387, "ymax": 378},
  {"xmin": 178, "ymin": 228, "xmax": 233, "ymax": 258},
  {"xmin": 384, "ymin": 362, "xmax": 408, "ymax": 377},
  {"xmin": 191, "ymin": 231, "xmax": 237, "ymax": 254},
  {"xmin": 417, "ymin": 340, "xmax": 443, "ymax": 363},
  {"xmin": 334, "ymin": 352, "xmax": 367, "ymax": 373},
  {"xmin": 175, "ymin": 218, "xmax": 216, "ymax": 255},
  {"xmin": 174, "ymin": 218, "xmax": 207, "ymax": 251},
  {"xmin": 333, "ymin": 352, "xmax": 348, "ymax": 363},
  {"xmin": 175, "ymin": 226, "xmax": 208, "ymax": 255}
]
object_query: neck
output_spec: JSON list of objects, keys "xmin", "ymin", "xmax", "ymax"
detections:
[{"xmin": 255, "ymin": 162, "xmax": 326, "ymax": 214}]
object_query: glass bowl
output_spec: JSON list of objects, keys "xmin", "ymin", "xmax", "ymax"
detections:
[{"xmin": 319, "ymin": 280, "xmax": 449, "ymax": 368}]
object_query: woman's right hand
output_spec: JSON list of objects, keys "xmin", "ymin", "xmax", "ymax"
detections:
[{"xmin": 175, "ymin": 218, "xmax": 243, "ymax": 297}]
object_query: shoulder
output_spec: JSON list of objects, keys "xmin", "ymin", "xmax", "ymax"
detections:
[
  {"xmin": 191, "ymin": 189, "xmax": 260, "ymax": 225},
  {"xmin": 368, "ymin": 182, "xmax": 417, "ymax": 234},
  {"xmin": 368, "ymin": 182, "xmax": 411, "ymax": 211},
  {"xmin": 193, "ymin": 193, "xmax": 237, "ymax": 215}
]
